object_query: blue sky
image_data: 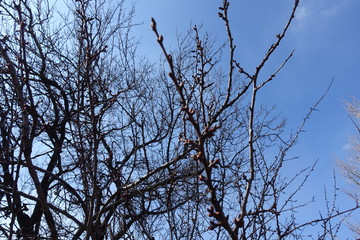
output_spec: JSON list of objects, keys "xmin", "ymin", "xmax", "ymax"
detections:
[{"xmin": 127, "ymin": 0, "xmax": 360, "ymax": 237}]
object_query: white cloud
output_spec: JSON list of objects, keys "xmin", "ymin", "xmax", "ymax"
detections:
[
  {"xmin": 293, "ymin": 4, "xmax": 312, "ymax": 32},
  {"xmin": 320, "ymin": 2, "xmax": 346, "ymax": 17},
  {"xmin": 342, "ymin": 144, "xmax": 351, "ymax": 151},
  {"xmin": 292, "ymin": 0, "xmax": 350, "ymax": 32},
  {"xmin": 296, "ymin": 5, "xmax": 309, "ymax": 21}
]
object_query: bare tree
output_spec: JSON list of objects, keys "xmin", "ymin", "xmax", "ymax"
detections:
[
  {"xmin": 338, "ymin": 99, "xmax": 360, "ymax": 237},
  {"xmin": 151, "ymin": 0, "xmax": 358, "ymax": 239},
  {"xmin": 340, "ymin": 99, "xmax": 360, "ymax": 189},
  {"xmin": 0, "ymin": 0, "xmax": 195, "ymax": 239},
  {"xmin": 0, "ymin": 0, "xmax": 357, "ymax": 239}
]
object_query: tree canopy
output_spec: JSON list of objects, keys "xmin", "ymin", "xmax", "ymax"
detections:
[{"xmin": 0, "ymin": 0, "xmax": 358, "ymax": 239}]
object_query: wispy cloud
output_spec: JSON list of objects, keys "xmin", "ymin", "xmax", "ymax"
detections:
[
  {"xmin": 320, "ymin": 2, "xmax": 347, "ymax": 17},
  {"xmin": 293, "ymin": 4, "xmax": 311, "ymax": 31},
  {"xmin": 296, "ymin": 5, "xmax": 309, "ymax": 21},
  {"xmin": 342, "ymin": 144, "xmax": 351, "ymax": 151},
  {"xmin": 293, "ymin": 0, "xmax": 350, "ymax": 32}
]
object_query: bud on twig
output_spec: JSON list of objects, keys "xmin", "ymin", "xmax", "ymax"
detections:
[
  {"xmin": 207, "ymin": 205, "xmax": 215, "ymax": 216},
  {"xmin": 189, "ymin": 109, "xmax": 195, "ymax": 115},
  {"xmin": 209, "ymin": 158, "xmax": 220, "ymax": 168},
  {"xmin": 168, "ymin": 72, "xmax": 175, "ymax": 79},
  {"xmin": 208, "ymin": 224, "xmax": 216, "ymax": 230},
  {"xmin": 234, "ymin": 217, "xmax": 244, "ymax": 227},
  {"xmin": 150, "ymin": 18, "xmax": 156, "ymax": 31},
  {"xmin": 180, "ymin": 105, "xmax": 188, "ymax": 111},
  {"xmin": 204, "ymin": 124, "xmax": 220, "ymax": 138},
  {"xmin": 198, "ymin": 175, "xmax": 206, "ymax": 181},
  {"xmin": 191, "ymin": 151, "xmax": 203, "ymax": 161},
  {"xmin": 167, "ymin": 54, "xmax": 172, "ymax": 63}
]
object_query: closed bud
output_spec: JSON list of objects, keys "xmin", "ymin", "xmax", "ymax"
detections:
[
  {"xmin": 189, "ymin": 109, "xmax": 195, "ymax": 115},
  {"xmin": 181, "ymin": 105, "xmax": 188, "ymax": 111},
  {"xmin": 208, "ymin": 224, "xmax": 215, "ymax": 230},
  {"xmin": 168, "ymin": 72, "xmax": 175, "ymax": 79},
  {"xmin": 150, "ymin": 18, "xmax": 156, "ymax": 31},
  {"xmin": 207, "ymin": 205, "xmax": 214, "ymax": 212}
]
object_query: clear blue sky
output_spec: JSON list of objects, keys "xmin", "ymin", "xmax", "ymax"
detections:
[{"xmin": 127, "ymin": 0, "xmax": 360, "ymax": 237}]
